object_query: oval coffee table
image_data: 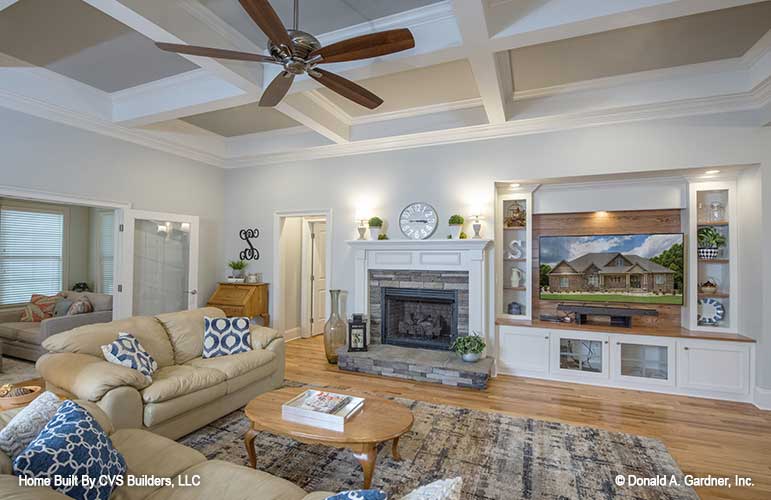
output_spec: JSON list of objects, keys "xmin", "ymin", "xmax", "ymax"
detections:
[{"xmin": 244, "ymin": 387, "xmax": 414, "ymax": 489}]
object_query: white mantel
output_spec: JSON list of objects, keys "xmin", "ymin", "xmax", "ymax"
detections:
[{"xmin": 347, "ymin": 239, "xmax": 493, "ymax": 340}]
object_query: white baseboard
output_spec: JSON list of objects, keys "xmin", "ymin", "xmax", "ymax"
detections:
[
  {"xmin": 283, "ymin": 327, "xmax": 302, "ymax": 341},
  {"xmin": 754, "ymin": 386, "xmax": 771, "ymax": 410}
]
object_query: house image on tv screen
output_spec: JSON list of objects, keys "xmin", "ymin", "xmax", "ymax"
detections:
[{"xmin": 548, "ymin": 253, "xmax": 675, "ymax": 293}]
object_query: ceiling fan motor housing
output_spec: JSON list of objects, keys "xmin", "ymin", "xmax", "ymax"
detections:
[{"xmin": 269, "ymin": 30, "xmax": 321, "ymax": 74}]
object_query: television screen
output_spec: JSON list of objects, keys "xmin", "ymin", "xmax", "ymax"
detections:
[{"xmin": 539, "ymin": 233, "xmax": 684, "ymax": 305}]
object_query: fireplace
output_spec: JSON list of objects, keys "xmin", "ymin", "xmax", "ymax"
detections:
[{"xmin": 381, "ymin": 287, "xmax": 459, "ymax": 350}]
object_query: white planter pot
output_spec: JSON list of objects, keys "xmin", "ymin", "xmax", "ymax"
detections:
[
  {"xmin": 449, "ymin": 225, "xmax": 462, "ymax": 239},
  {"xmin": 462, "ymin": 352, "xmax": 481, "ymax": 363},
  {"xmin": 369, "ymin": 227, "xmax": 381, "ymax": 240}
]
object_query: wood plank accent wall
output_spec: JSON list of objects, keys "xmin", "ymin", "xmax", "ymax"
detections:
[{"xmin": 532, "ymin": 209, "xmax": 684, "ymax": 328}]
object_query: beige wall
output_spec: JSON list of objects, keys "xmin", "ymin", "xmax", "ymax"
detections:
[{"xmin": 279, "ymin": 217, "xmax": 303, "ymax": 335}]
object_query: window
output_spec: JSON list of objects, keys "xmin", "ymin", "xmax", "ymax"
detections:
[
  {"xmin": 559, "ymin": 277, "xmax": 569, "ymax": 288},
  {"xmin": 98, "ymin": 211, "xmax": 114, "ymax": 294},
  {"xmin": 655, "ymin": 275, "xmax": 666, "ymax": 285},
  {"xmin": 587, "ymin": 274, "xmax": 599, "ymax": 287},
  {"xmin": 0, "ymin": 207, "xmax": 64, "ymax": 305}
]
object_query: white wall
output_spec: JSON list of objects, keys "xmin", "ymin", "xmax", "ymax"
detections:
[
  {"xmin": 223, "ymin": 111, "xmax": 770, "ymax": 392},
  {"xmin": 279, "ymin": 217, "xmax": 303, "ymax": 336},
  {"xmin": 0, "ymin": 107, "xmax": 225, "ymax": 305},
  {"xmin": 534, "ymin": 179, "xmax": 686, "ymax": 214}
]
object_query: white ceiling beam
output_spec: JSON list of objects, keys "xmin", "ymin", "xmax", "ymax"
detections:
[
  {"xmin": 278, "ymin": 94, "xmax": 350, "ymax": 143},
  {"xmin": 451, "ymin": 0, "xmax": 512, "ymax": 124},
  {"xmin": 0, "ymin": 0, "xmax": 18, "ymax": 12}
]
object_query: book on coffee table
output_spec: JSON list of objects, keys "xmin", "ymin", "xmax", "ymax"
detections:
[{"xmin": 282, "ymin": 390, "xmax": 364, "ymax": 431}]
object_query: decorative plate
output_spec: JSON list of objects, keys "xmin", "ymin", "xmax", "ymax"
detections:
[{"xmin": 697, "ymin": 298, "xmax": 725, "ymax": 325}]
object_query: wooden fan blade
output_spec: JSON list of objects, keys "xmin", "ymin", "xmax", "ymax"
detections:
[
  {"xmin": 310, "ymin": 29, "xmax": 414, "ymax": 64},
  {"xmin": 310, "ymin": 69, "xmax": 383, "ymax": 110},
  {"xmin": 259, "ymin": 72, "xmax": 295, "ymax": 107},
  {"xmin": 239, "ymin": 0, "xmax": 293, "ymax": 52},
  {"xmin": 156, "ymin": 43, "xmax": 276, "ymax": 63}
]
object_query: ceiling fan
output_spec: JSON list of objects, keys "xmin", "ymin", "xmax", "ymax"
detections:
[{"xmin": 156, "ymin": 0, "xmax": 415, "ymax": 109}]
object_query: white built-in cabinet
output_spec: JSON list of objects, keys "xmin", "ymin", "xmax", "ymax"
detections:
[{"xmin": 497, "ymin": 325, "xmax": 755, "ymax": 402}]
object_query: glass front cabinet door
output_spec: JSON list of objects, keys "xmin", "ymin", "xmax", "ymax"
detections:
[
  {"xmin": 611, "ymin": 336, "xmax": 676, "ymax": 387},
  {"xmin": 550, "ymin": 331, "xmax": 609, "ymax": 380}
]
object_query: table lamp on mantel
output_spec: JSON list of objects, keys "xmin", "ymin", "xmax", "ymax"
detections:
[
  {"xmin": 356, "ymin": 219, "xmax": 368, "ymax": 240},
  {"xmin": 470, "ymin": 214, "xmax": 485, "ymax": 239}
]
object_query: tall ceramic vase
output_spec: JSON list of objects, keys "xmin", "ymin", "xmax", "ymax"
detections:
[{"xmin": 324, "ymin": 289, "xmax": 347, "ymax": 364}]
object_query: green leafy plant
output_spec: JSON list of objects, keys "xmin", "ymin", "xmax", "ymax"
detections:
[
  {"xmin": 377, "ymin": 233, "xmax": 389, "ymax": 240},
  {"xmin": 450, "ymin": 334, "xmax": 486, "ymax": 355},
  {"xmin": 697, "ymin": 227, "xmax": 726, "ymax": 249},
  {"xmin": 227, "ymin": 260, "xmax": 247, "ymax": 271},
  {"xmin": 368, "ymin": 217, "xmax": 383, "ymax": 228},
  {"xmin": 448, "ymin": 214, "xmax": 464, "ymax": 225},
  {"xmin": 459, "ymin": 232, "xmax": 468, "ymax": 239}
]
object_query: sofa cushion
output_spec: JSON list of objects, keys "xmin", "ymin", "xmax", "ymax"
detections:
[
  {"xmin": 141, "ymin": 366, "xmax": 227, "ymax": 404},
  {"xmin": 249, "ymin": 325, "xmax": 282, "ymax": 349},
  {"xmin": 0, "ymin": 475, "xmax": 71, "ymax": 499},
  {"xmin": 156, "ymin": 307, "xmax": 225, "ymax": 365},
  {"xmin": 186, "ymin": 349, "xmax": 276, "ymax": 393},
  {"xmin": 102, "ymin": 333, "xmax": 158, "ymax": 382},
  {"xmin": 143, "ymin": 383, "xmax": 227, "ymax": 428},
  {"xmin": 0, "ymin": 322, "xmax": 39, "ymax": 342},
  {"xmin": 146, "ymin": 460, "xmax": 309, "ymax": 500},
  {"xmin": 111, "ymin": 429, "xmax": 206, "ymax": 500},
  {"xmin": 13, "ymin": 400, "xmax": 126, "ymax": 500},
  {"xmin": 43, "ymin": 316, "xmax": 175, "ymax": 368}
]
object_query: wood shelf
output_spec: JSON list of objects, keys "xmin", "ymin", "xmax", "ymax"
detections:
[
  {"xmin": 697, "ymin": 221, "xmax": 729, "ymax": 226},
  {"xmin": 503, "ymin": 226, "xmax": 526, "ymax": 230},
  {"xmin": 698, "ymin": 258, "xmax": 729, "ymax": 264},
  {"xmin": 503, "ymin": 258, "xmax": 526, "ymax": 262},
  {"xmin": 503, "ymin": 286, "xmax": 527, "ymax": 291},
  {"xmin": 698, "ymin": 292, "xmax": 729, "ymax": 299}
]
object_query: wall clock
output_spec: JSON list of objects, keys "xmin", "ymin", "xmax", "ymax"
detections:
[{"xmin": 399, "ymin": 202, "xmax": 438, "ymax": 240}]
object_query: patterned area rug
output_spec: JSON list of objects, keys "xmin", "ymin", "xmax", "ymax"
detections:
[
  {"xmin": 180, "ymin": 385, "xmax": 697, "ymax": 500},
  {"xmin": 0, "ymin": 357, "xmax": 39, "ymax": 386}
]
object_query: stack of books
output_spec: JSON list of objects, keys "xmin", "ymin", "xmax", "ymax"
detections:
[{"xmin": 282, "ymin": 390, "xmax": 364, "ymax": 431}]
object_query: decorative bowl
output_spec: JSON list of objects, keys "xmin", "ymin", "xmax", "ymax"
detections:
[{"xmin": 0, "ymin": 385, "xmax": 42, "ymax": 410}]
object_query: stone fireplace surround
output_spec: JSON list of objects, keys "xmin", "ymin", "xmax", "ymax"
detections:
[{"xmin": 340, "ymin": 239, "xmax": 494, "ymax": 389}]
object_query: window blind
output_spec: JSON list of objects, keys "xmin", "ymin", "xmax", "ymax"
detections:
[
  {"xmin": 99, "ymin": 211, "xmax": 114, "ymax": 294},
  {"xmin": 0, "ymin": 208, "xmax": 64, "ymax": 305}
]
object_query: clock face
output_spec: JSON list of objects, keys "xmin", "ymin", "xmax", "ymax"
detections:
[{"xmin": 399, "ymin": 202, "xmax": 438, "ymax": 240}]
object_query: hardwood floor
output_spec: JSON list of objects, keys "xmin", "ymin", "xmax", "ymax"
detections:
[{"xmin": 286, "ymin": 335, "xmax": 771, "ymax": 500}]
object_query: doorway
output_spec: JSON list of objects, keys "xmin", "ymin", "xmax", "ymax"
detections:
[{"xmin": 273, "ymin": 210, "xmax": 333, "ymax": 340}]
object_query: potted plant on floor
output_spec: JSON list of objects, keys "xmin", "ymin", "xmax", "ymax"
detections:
[
  {"xmin": 697, "ymin": 227, "xmax": 726, "ymax": 259},
  {"xmin": 368, "ymin": 217, "xmax": 383, "ymax": 240},
  {"xmin": 450, "ymin": 333, "xmax": 486, "ymax": 363},
  {"xmin": 448, "ymin": 214, "xmax": 464, "ymax": 239},
  {"xmin": 227, "ymin": 260, "xmax": 248, "ymax": 282}
]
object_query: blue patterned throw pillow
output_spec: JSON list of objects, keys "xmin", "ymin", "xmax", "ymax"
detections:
[
  {"xmin": 101, "ymin": 332, "xmax": 158, "ymax": 381},
  {"xmin": 326, "ymin": 490, "xmax": 388, "ymax": 500},
  {"xmin": 13, "ymin": 400, "xmax": 127, "ymax": 500},
  {"xmin": 203, "ymin": 316, "xmax": 252, "ymax": 358}
]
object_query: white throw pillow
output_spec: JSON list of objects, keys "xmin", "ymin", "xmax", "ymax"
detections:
[
  {"xmin": 401, "ymin": 477, "xmax": 463, "ymax": 500},
  {"xmin": 0, "ymin": 391, "xmax": 62, "ymax": 460}
]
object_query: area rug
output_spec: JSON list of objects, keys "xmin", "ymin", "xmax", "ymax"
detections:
[
  {"xmin": 0, "ymin": 357, "xmax": 38, "ymax": 386},
  {"xmin": 180, "ymin": 386, "xmax": 697, "ymax": 500}
]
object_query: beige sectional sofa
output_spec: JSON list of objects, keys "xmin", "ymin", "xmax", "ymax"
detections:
[
  {"xmin": 0, "ymin": 401, "xmax": 332, "ymax": 500},
  {"xmin": 35, "ymin": 307, "xmax": 285, "ymax": 439},
  {"xmin": 0, "ymin": 291, "xmax": 113, "ymax": 361}
]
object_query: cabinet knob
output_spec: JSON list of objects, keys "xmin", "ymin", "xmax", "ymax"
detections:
[
  {"xmin": 684, "ymin": 347, "xmax": 689, "ymax": 350},
  {"xmin": 544, "ymin": 336, "xmax": 549, "ymax": 339}
]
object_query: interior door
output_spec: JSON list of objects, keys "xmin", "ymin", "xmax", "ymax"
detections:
[
  {"xmin": 120, "ymin": 210, "xmax": 199, "ymax": 318},
  {"xmin": 311, "ymin": 221, "xmax": 327, "ymax": 335}
]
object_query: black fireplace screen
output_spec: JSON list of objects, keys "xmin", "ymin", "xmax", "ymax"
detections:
[{"xmin": 381, "ymin": 287, "xmax": 458, "ymax": 350}]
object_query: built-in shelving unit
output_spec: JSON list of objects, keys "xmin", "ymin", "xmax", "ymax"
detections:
[
  {"xmin": 494, "ymin": 184, "xmax": 534, "ymax": 321},
  {"xmin": 688, "ymin": 180, "xmax": 738, "ymax": 333}
]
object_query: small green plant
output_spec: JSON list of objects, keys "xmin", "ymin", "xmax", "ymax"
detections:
[
  {"xmin": 697, "ymin": 227, "xmax": 726, "ymax": 248},
  {"xmin": 459, "ymin": 232, "xmax": 468, "ymax": 239},
  {"xmin": 227, "ymin": 260, "xmax": 248, "ymax": 271},
  {"xmin": 377, "ymin": 233, "xmax": 389, "ymax": 240},
  {"xmin": 448, "ymin": 214, "xmax": 464, "ymax": 225},
  {"xmin": 368, "ymin": 217, "xmax": 383, "ymax": 228},
  {"xmin": 447, "ymin": 235, "xmax": 452, "ymax": 239},
  {"xmin": 450, "ymin": 334, "xmax": 486, "ymax": 355}
]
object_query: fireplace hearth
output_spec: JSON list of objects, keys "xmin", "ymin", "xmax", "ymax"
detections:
[{"xmin": 382, "ymin": 287, "xmax": 458, "ymax": 350}]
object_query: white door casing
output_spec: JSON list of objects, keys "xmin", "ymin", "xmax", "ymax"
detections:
[{"xmin": 311, "ymin": 221, "xmax": 327, "ymax": 335}]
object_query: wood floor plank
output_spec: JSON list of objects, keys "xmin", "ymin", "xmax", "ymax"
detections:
[{"xmin": 285, "ymin": 335, "xmax": 771, "ymax": 500}]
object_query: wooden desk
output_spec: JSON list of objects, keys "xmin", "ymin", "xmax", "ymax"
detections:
[{"xmin": 207, "ymin": 282, "xmax": 269, "ymax": 326}]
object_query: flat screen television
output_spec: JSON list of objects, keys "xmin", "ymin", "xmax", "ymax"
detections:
[{"xmin": 539, "ymin": 233, "xmax": 684, "ymax": 305}]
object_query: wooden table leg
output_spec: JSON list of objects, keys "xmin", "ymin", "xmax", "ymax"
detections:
[
  {"xmin": 352, "ymin": 443, "xmax": 377, "ymax": 489},
  {"xmin": 391, "ymin": 436, "xmax": 402, "ymax": 461},
  {"xmin": 244, "ymin": 427, "xmax": 259, "ymax": 468}
]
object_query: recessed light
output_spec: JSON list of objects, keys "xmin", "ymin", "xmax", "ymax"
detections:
[
  {"xmin": 509, "ymin": 183, "xmax": 521, "ymax": 189},
  {"xmin": 705, "ymin": 170, "xmax": 720, "ymax": 175}
]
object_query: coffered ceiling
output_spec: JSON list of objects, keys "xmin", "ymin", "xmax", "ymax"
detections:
[{"xmin": 0, "ymin": 0, "xmax": 769, "ymax": 167}]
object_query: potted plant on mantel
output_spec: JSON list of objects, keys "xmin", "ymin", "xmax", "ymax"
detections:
[
  {"xmin": 697, "ymin": 227, "xmax": 726, "ymax": 259},
  {"xmin": 368, "ymin": 217, "xmax": 383, "ymax": 240},
  {"xmin": 448, "ymin": 214, "xmax": 464, "ymax": 239},
  {"xmin": 227, "ymin": 260, "xmax": 248, "ymax": 282},
  {"xmin": 450, "ymin": 333, "xmax": 486, "ymax": 363}
]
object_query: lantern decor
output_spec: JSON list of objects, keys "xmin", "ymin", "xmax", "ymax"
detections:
[{"xmin": 347, "ymin": 314, "xmax": 368, "ymax": 352}]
